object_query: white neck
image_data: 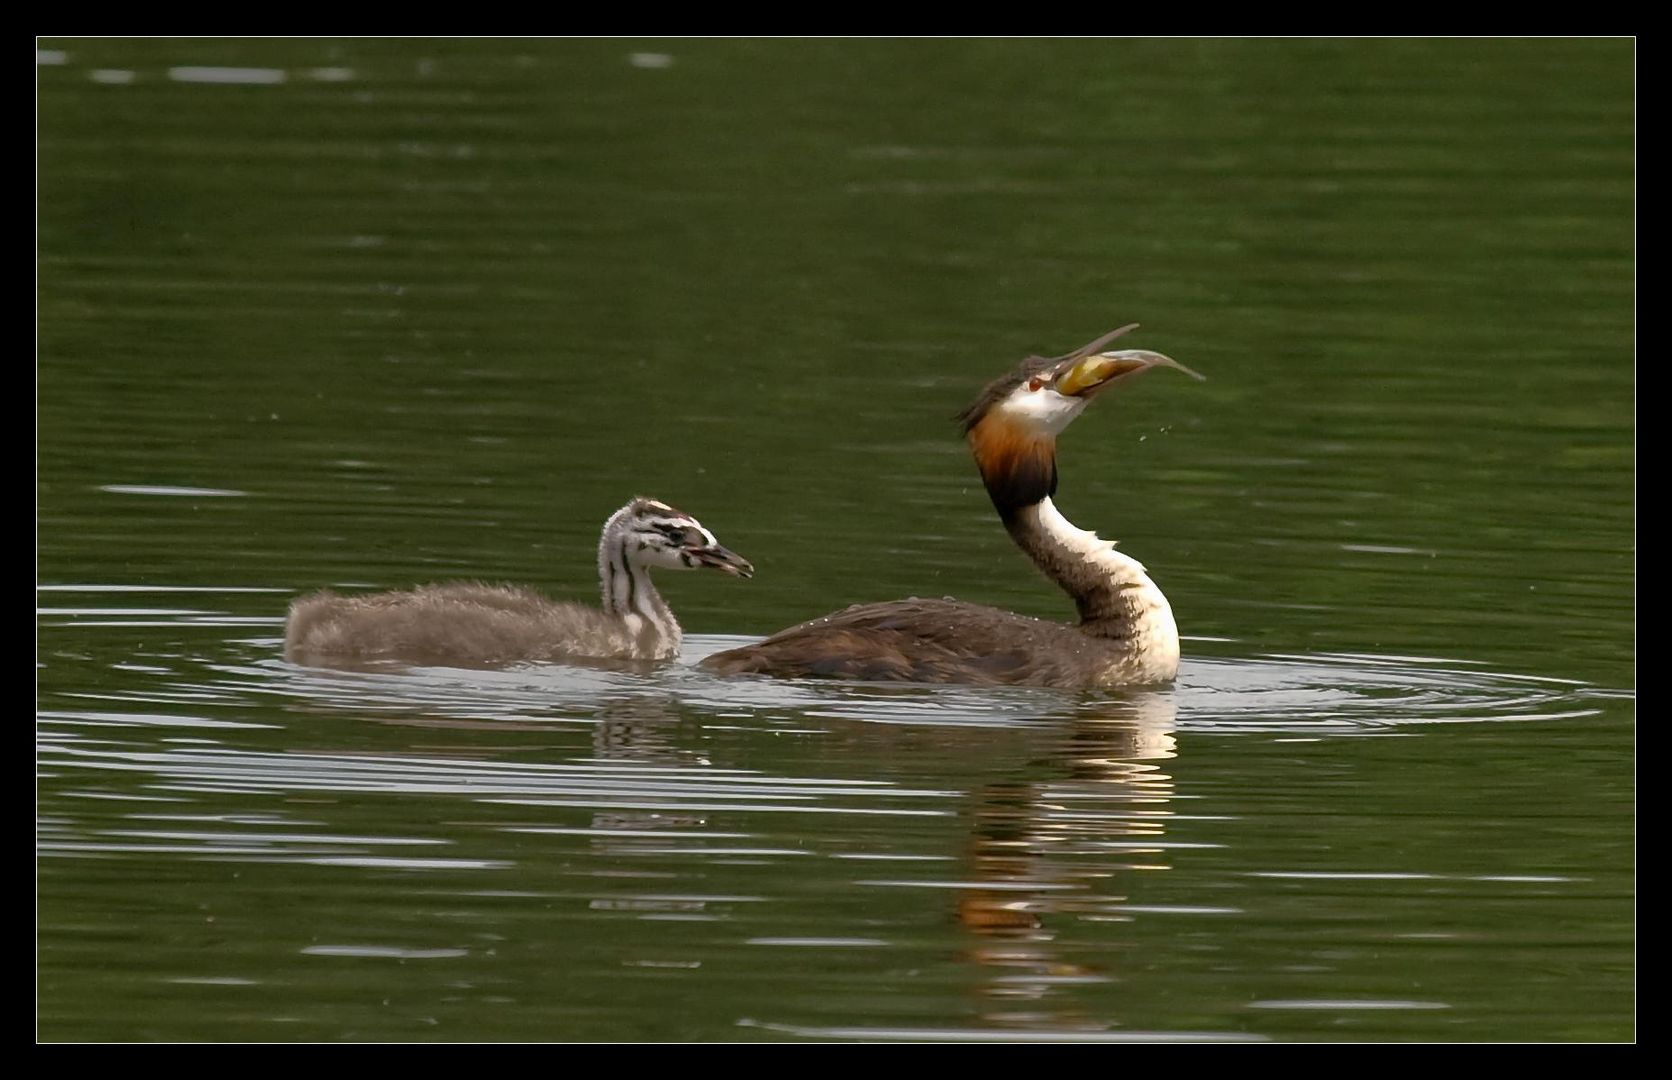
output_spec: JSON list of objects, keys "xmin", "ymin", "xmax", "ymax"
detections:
[
  {"xmin": 597, "ymin": 527, "xmax": 680, "ymax": 657},
  {"xmin": 1007, "ymin": 497, "xmax": 1179, "ymax": 669}
]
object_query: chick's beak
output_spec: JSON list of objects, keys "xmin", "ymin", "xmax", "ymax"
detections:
[
  {"xmin": 693, "ymin": 544, "xmax": 754, "ymax": 579},
  {"xmin": 1056, "ymin": 348, "xmax": 1206, "ymax": 398}
]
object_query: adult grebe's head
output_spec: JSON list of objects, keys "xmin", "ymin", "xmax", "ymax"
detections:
[
  {"xmin": 958, "ymin": 324, "xmax": 1203, "ymax": 438},
  {"xmin": 956, "ymin": 325, "xmax": 1204, "ymax": 519},
  {"xmin": 603, "ymin": 497, "xmax": 753, "ymax": 577}
]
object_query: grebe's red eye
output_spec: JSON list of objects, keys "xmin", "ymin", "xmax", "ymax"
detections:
[{"xmin": 1027, "ymin": 376, "xmax": 1045, "ymax": 392}]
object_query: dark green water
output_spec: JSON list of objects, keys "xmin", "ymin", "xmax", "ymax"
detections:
[{"xmin": 38, "ymin": 38, "xmax": 1633, "ymax": 1042}]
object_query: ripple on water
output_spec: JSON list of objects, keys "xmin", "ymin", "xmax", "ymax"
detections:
[
  {"xmin": 225, "ymin": 632, "xmax": 1615, "ymax": 736},
  {"xmin": 37, "ymin": 612, "xmax": 1615, "ymax": 876}
]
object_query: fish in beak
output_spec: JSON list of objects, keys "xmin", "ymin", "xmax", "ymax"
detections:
[{"xmin": 1056, "ymin": 348, "xmax": 1206, "ymax": 398}]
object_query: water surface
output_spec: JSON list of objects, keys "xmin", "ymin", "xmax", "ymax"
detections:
[{"xmin": 39, "ymin": 38, "xmax": 1633, "ymax": 1042}]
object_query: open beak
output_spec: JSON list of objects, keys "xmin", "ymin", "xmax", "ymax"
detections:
[
  {"xmin": 692, "ymin": 544, "xmax": 754, "ymax": 579},
  {"xmin": 1055, "ymin": 348, "xmax": 1206, "ymax": 398}
]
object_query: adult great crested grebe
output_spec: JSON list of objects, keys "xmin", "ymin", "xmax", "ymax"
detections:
[
  {"xmin": 701, "ymin": 325, "xmax": 1202, "ymax": 689},
  {"xmin": 285, "ymin": 497, "xmax": 752, "ymax": 669}
]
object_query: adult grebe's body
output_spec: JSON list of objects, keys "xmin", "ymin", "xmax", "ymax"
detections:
[
  {"xmin": 701, "ymin": 326, "xmax": 1200, "ymax": 689},
  {"xmin": 286, "ymin": 497, "xmax": 751, "ymax": 669}
]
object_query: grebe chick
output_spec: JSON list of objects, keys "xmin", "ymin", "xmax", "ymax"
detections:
[
  {"xmin": 286, "ymin": 497, "xmax": 751, "ymax": 669},
  {"xmin": 701, "ymin": 325, "xmax": 1202, "ymax": 689}
]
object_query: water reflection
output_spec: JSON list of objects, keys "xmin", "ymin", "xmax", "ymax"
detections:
[
  {"xmin": 954, "ymin": 696, "xmax": 1186, "ymax": 1032},
  {"xmin": 589, "ymin": 695, "xmax": 697, "ymax": 767},
  {"xmin": 582, "ymin": 697, "xmax": 716, "ymax": 884},
  {"xmin": 38, "ymin": 620, "xmax": 1628, "ymax": 1040}
]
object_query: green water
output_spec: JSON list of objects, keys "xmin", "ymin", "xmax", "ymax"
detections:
[{"xmin": 38, "ymin": 38, "xmax": 1633, "ymax": 1042}]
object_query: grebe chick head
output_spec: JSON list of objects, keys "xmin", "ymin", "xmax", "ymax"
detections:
[{"xmin": 603, "ymin": 497, "xmax": 754, "ymax": 578}]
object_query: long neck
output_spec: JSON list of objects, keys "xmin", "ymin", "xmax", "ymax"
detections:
[
  {"xmin": 1003, "ymin": 496, "xmax": 1178, "ymax": 647},
  {"xmin": 969, "ymin": 415, "xmax": 1169, "ymax": 633},
  {"xmin": 598, "ymin": 528, "xmax": 680, "ymax": 655}
]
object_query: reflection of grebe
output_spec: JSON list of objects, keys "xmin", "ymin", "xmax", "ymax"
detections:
[
  {"xmin": 704, "ymin": 326, "xmax": 1201, "ymax": 688},
  {"xmin": 285, "ymin": 497, "xmax": 751, "ymax": 668},
  {"xmin": 957, "ymin": 700, "xmax": 1181, "ymax": 1025}
]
